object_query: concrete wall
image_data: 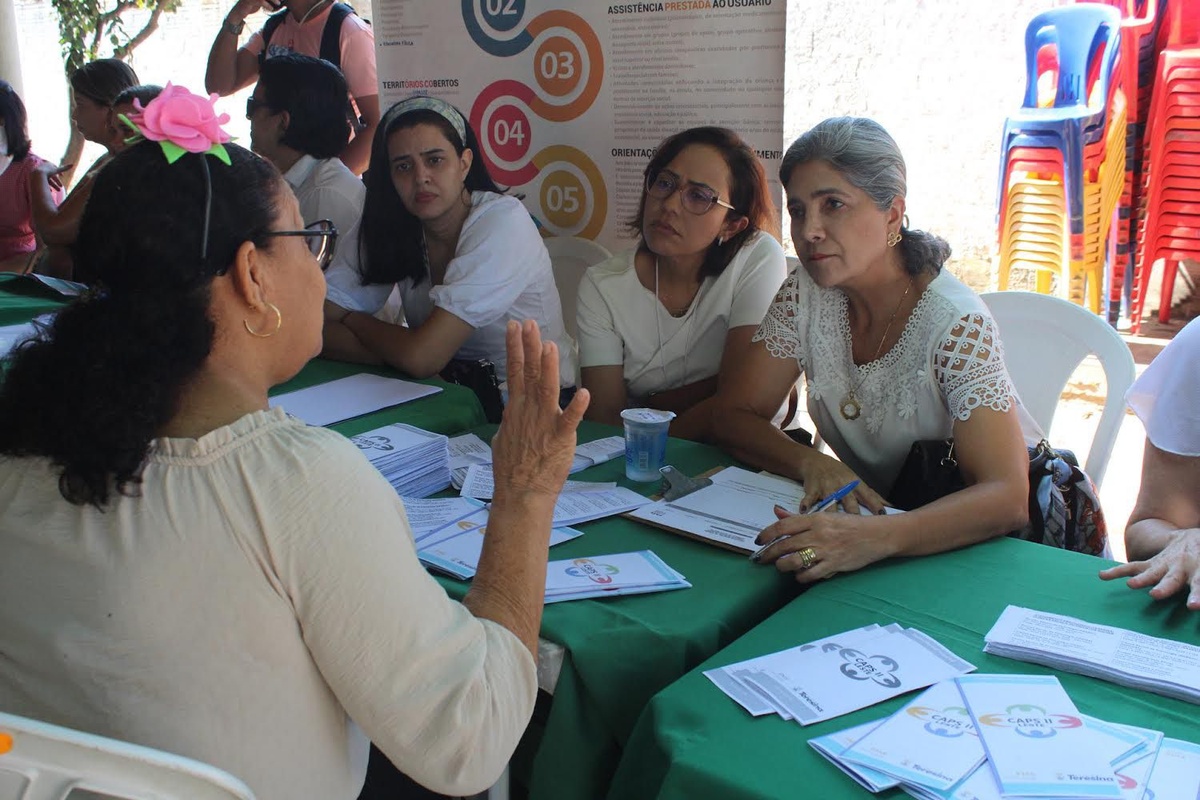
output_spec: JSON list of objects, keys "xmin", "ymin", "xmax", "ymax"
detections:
[{"xmin": 784, "ymin": 0, "xmax": 1066, "ymax": 289}]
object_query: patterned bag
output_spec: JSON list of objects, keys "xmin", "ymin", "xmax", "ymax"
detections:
[{"xmin": 1016, "ymin": 441, "xmax": 1109, "ymax": 557}]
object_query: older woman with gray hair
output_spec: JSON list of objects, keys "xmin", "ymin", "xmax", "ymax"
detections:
[{"xmin": 711, "ymin": 117, "xmax": 1033, "ymax": 583}]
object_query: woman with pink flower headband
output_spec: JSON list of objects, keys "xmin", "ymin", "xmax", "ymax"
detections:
[{"xmin": 0, "ymin": 85, "xmax": 590, "ymax": 800}]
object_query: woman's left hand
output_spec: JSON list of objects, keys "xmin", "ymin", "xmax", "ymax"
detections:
[
  {"xmin": 1099, "ymin": 528, "xmax": 1200, "ymax": 610},
  {"xmin": 752, "ymin": 506, "xmax": 893, "ymax": 584}
]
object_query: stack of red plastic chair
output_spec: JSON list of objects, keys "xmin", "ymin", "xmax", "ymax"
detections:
[
  {"xmin": 1129, "ymin": 0, "xmax": 1200, "ymax": 332},
  {"xmin": 1081, "ymin": 0, "xmax": 1160, "ymax": 324},
  {"xmin": 996, "ymin": 5, "xmax": 1128, "ymax": 318}
]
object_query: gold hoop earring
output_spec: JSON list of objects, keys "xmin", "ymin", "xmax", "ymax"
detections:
[
  {"xmin": 244, "ymin": 302, "xmax": 282, "ymax": 338},
  {"xmin": 887, "ymin": 230, "xmax": 903, "ymax": 247}
]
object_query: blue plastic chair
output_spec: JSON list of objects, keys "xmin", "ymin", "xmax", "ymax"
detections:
[{"xmin": 998, "ymin": 5, "xmax": 1124, "ymax": 237}]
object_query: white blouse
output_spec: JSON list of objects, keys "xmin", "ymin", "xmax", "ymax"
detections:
[
  {"xmin": 1126, "ymin": 316, "xmax": 1200, "ymax": 457},
  {"xmin": 576, "ymin": 231, "xmax": 787, "ymax": 400},
  {"xmin": 325, "ymin": 191, "xmax": 576, "ymax": 386},
  {"xmin": 754, "ymin": 267, "xmax": 1024, "ymax": 494},
  {"xmin": 0, "ymin": 409, "xmax": 536, "ymax": 800}
]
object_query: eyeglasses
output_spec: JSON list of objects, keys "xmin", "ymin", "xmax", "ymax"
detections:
[
  {"xmin": 262, "ymin": 219, "xmax": 339, "ymax": 271},
  {"xmin": 645, "ymin": 170, "xmax": 737, "ymax": 215},
  {"xmin": 245, "ymin": 96, "xmax": 271, "ymax": 119}
]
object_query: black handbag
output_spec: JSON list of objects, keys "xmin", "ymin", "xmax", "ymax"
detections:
[
  {"xmin": 439, "ymin": 357, "xmax": 504, "ymax": 424},
  {"xmin": 888, "ymin": 439, "xmax": 966, "ymax": 512},
  {"xmin": 888, "ymin": 438, "xmax": 1109, "ymax": 556}
]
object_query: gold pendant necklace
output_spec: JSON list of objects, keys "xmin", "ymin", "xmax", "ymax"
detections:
[{"xmin": 840, "ymin": 278, "xmax": 915, "ymax": 422}]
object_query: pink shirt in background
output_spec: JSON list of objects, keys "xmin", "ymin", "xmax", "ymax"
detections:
[
  {"xmin": 244, "ymin": 5, "xmax": 377, "ymax": 100},
  {"xmin": 0, "ymin": 154, "xmax": 63, "ymax": 263}
]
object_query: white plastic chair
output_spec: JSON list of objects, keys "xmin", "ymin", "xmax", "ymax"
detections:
[
  {"xmin": 981, "ymin": 290, "xmax": 1135, "ymax": 487},
  {"xmin": 0, "ymin": 711, "xmax": 256, "ymax": 800},
  {"xmin": 543, "ymin": 235, "xmax": 612, "ymax": 338}
]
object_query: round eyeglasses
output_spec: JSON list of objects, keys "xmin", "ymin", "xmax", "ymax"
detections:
[
  {"xmin": 645, "ymin": 171, "xmax": 737, "ymax": 216},
  {"xmin": 262, "ymin": 219, "xmax": 338, "ymax": 271}
]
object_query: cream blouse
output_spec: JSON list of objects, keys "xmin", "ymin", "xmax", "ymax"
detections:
[{"xmin": 0, "ymin": 408, "xmax": 535, "ymax": 799}]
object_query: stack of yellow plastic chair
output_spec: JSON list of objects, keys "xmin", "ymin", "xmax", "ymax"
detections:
[{"xmin": 996, "ymin": 5, "xmax": 1128, "ymax": 316}]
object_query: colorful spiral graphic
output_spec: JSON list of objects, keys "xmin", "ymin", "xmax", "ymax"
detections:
[{"xmin": 462, "ymin": 1, "xmax": 606, "ymax": 238}]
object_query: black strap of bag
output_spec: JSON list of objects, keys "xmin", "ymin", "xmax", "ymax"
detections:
[
  {"xmin": 258, "ymin": 2, "xmax": 356, "ymax": 69},
  {"xmin": 439, "ymin": 358, "xmax": 504, "ymax": 424}
]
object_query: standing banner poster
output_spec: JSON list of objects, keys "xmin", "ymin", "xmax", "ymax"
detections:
[{"xmin": 370, "ymin": 0, "xmax": 786, "ymax": 252}]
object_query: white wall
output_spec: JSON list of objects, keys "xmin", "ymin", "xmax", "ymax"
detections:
[{"xmin": 783, "ymin": 0, "xmax": 1066, "ymax": 288}]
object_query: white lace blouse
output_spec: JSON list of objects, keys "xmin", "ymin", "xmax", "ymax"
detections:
[{"xmin": 753, "ymin": 267, "xmax": 1022, "ymax": 494}]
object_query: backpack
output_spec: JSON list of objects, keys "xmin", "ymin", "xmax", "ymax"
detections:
[
  {"xmin": 1014, "ymin": 440, "xmax": 1109, "ymax": 557},
  {"xmin": 258, "ymin": 2, "xmax": 358, "ymax": 70}
]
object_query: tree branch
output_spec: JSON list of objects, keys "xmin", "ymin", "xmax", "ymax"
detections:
[{"xmin": 113, "ymin": 0, "xmax": 169, "ymax": 58}]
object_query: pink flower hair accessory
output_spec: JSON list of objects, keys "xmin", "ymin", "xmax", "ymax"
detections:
[{"xmin": 124, "ymin": 82, "xmax": 232, "ymax": 166}]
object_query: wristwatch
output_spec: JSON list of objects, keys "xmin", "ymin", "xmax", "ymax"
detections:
[{"xmin": 222, "ymin": 17, "xmax": 245, "ymax": 35}]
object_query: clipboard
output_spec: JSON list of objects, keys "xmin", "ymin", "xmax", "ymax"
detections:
[{"xmin": 622, "ymin": 465, "xmax": 763, "ymax": 555}]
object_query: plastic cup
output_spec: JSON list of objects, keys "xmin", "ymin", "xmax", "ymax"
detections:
[{"xmin": 620, "ymin": 408, "xmax": 676, "ymax": 482}]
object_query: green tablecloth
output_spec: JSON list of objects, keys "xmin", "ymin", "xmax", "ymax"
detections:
[
  {"xmin": 609, "ymin": 537, "xmax": 1200, "ymax": 799},
  {"xmin": 437, "ymin": 421, "xmax": 799, "ymax": 800},
  {"xmin": 0, "ymin": 274, "xmax": 486, "ymax": 435},
  {"xmin": 0, "ymin": 274, "xmax": 69, "ymax": 326}
]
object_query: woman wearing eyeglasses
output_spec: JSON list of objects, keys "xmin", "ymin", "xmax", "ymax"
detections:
[
  {"xmin": 576, "ymin": 126, "xmax": 787, "ymax": 441},
  {"xmin": 322, "ymin": 96, "xmax": 576, "ymax": 401},
  {"xmin": 0, "ymin": 88, "xmax": 588, "ymax": 800}
]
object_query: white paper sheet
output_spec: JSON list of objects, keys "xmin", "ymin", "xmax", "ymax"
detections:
[
  {"xmin": 808, "ymin": 719, "xmax": 901, "ymax": 793},
  {"xmin": 955, "ymin": 674, "xmax": 1121, "ymax": 799},
  {"xmin": 419, "ymin": 524, "xmax": 584, "ymax": 580},
  {"xmin": 570, "ymin": 435, "xmax": 625, "ymax": 472},
  {"xmin": 551, "ymin": 487, "xmax": 652, "ymax": 525},
  {"xmin": 543, "ymin": 550, "xmax": 688, "ymax": 602},
  {"xmin": 458, "ymin": 463, "xmax": 615, "ymax": 500},
  {"xmin": 400, "ymin": 497, "xmax": 486, "ymax": 544},
  {"xmin": 448, "ymin": 433, "xmax": 492, "ymax": 469},
  {"xmin": 706, "ymin": 625, "xmax": 891, "ymax": 717},
  {"xmin": 842, "ymin": 680, "xmax": 985, "ymax": 791},
  {"xmin": 983, "ymin": 605, "xmax": 1200, "ymax": 703},
  {"xmin": 270, "ymin": 374, "xmax": 442, "ymax": 426},
  {"xmin": 738, "ymin": 627, "xmax": 975, "ymax": 725},
  {"xmin": 1145, "ymin": 739, "xmax": 1200, "ymax": 800}
]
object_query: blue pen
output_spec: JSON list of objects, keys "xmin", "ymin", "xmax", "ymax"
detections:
[{"xmin": 749, "ymin": 479, "xmax": 861, "ymax": 562}]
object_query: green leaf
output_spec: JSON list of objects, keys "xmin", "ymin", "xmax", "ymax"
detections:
[
  {"xmin": 159, "ymin": 140, "xmax": 186, "ymax": 164},
  {"xmin": 207, "ymin": 144, "xmax": 232, "ymax": 167}
]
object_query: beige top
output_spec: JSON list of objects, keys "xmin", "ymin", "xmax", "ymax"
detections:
[{"xmin": 0, "ymin": 408, "xmax": 536, "ymax": 799}]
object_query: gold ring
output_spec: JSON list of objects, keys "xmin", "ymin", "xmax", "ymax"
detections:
[{"xmin": 797, "ymin": 546, "xmax": 818, "ymax": 569}]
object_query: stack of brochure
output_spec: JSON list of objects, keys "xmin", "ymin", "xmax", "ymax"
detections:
[
  {"xmin": 457, "ymin": 462, "xmax": 616, "ymax": 501},
  {"xmin": 569, "ymin": 435, "xmax": 626, "ymax": 472},
  {"xmin": 350, "ymin": 423, "xmax": 450, "ymax": 499},
  {"xmin": 543, "ymin": 550, "xmax": 690, "ymax": 603},
  {"xmin": 808, "ymin": 673, "xmax": 1200, "ymax": 799},
  {"xmin": 983, "ymin": 605, "xmax": 1200, "ymax": 704},
  {"xmin": 448, "ymin": 433, "xmax": 492, "ymax": 490},
  {"xmin": 400, "ymin": 496, "xmax": 584, "ymax": 580},
  {"xmin": 704, "ymin": 624, "xmax": 976, "ymax": 725},
  {"xmin": 551, "ymin": 487, "xmax": 651, "ymax": 525},
  {"xmin": 449, "ymin": 433, "xmax": 626, "ymax": 490}
]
